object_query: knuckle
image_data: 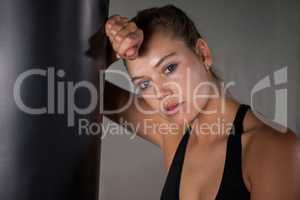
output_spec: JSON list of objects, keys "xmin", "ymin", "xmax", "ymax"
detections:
[
  {"xmin": 120, "ymin": 16, "xmax": 130, "ymax": 23},
  {"xmin": 107, "ymin": 15, "xmax": 119, "ymax": 24},
  {"xmin": 110, "ymin": 25, "xmax": 122, "ymax": 35},
  {"xmin": 115, "ymin": 28, "xmax": 128, "ymax": 40},
  {"xmin": 121, "ymin": 16, "xmax": 129, "ymax": 20},
  {"xmin": 110, "ymin": 14, "xmax": 121, "ymax": 20},
  {"xmin": 115, "ymin": 34, "xmax": 123, "ymax": 42},
  {"xmin": 113, "ymin": 21, "xmax": 121, "ymax": 28},
  {"xmin": 128, "ymin": 21, "xmax": 137, "ymax": 29},
  {"xmin": 106, "ymin": 15, "xmax": 123, "ymax": 28},
  {"xmin": 122, "ymin": 28, "xmax": 131, "ymax": 36},
  {"xmin": 125, "ymin": 36, "xmax": 134, "ymax": 44},
  {"xmin": 105, "ymin": 21, "xmax": 112, "ymax": 29},
  {"xmin": 113, "ymin": 30, "xmax": 124, "ymax": 42}
]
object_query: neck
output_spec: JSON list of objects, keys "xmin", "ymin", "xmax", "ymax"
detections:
[{"xmin": 189, "ymin": 91, "xmax": 240, "ymax": 144}]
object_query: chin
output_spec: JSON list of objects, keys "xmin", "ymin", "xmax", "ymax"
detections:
[
  {"xmin": 162, "ymin": 112, "xmax": 195, "ymax": 128},
  {"xmin": 161, "ymin": 103, "xmax": 200, "ymax": 126}
]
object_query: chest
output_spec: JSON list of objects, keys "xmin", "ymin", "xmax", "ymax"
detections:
[{"xmin": 175, "ymin": 140, "xmax": 228, "ymax": 200}]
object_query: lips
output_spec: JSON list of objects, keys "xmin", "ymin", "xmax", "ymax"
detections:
[
  {"xmin": 164, "ymin": 102, "xmax": 179, "ymax": 111},
  {"xmin": 163, "ymin": 101, "xmax": 182, "ymax": 115}
]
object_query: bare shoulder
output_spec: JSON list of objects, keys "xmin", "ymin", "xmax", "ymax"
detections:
[
  {"xmin": 243, "ymin": 117, "xmax": 300, "ymax": 198},
  {"xmin": 245, "ymin": 124, "xmax": 300, "ymax": 158}
]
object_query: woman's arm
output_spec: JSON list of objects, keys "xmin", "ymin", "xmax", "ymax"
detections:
[{"xmin": 103, "ymin": 80, "xmax": 179, "ymax": 148}]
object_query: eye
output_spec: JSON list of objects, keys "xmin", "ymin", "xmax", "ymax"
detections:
[
  {"xmin": 163, "ymin": 63, "xmax": 178, "ymax": 74},
  {"xmin": 138, "ymin": 80, "xmax": 150, "ymax": 90}
]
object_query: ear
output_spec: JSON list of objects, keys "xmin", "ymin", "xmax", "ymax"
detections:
[{"xmin": 194, "ymin": 38, "xmax": 213, "ymax": 67}]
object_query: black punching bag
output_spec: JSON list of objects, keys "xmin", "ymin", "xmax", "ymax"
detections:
[{"xmin": 0, "ymin": 0, "xmax": 109, "ymax": 200}]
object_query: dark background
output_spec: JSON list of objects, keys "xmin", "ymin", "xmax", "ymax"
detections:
[{"xmin": 0, "ymin": 0, "xmax": 109, "ymax": 200}]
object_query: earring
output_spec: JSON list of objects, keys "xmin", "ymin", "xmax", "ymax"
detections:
[{"xmin": 204, "ymin": 63, "xmax": 211, "ymax": 71}]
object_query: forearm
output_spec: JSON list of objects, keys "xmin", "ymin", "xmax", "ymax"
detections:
[{"xmin": 103, "ymin": 80, "xmax": 131, "ymax": 123}]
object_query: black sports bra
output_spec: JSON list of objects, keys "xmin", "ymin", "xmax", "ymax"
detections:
[{"xmin": 160, "ymin": 104, "xmax": 251, "ymax": 200}]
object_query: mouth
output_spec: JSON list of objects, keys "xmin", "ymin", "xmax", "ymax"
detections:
[{"xmin": 163, "ymin": 101, "xmax": 183, "ymax": 115}]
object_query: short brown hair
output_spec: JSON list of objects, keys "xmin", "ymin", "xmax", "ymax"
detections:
[{"xmin": 130, "ymin": 4, "xmax": 202, "ymax": 53}]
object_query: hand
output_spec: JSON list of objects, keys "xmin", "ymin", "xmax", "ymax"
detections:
[{"xmin": 105, "ymin": 15, "xmax": 144, "ymax": 60}]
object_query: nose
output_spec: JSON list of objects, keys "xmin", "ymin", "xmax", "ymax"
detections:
[{"xmin": 156, "ymin": 84, "xmax": 172, "ymax": 100}]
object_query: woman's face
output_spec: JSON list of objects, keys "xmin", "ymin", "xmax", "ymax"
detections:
[{"xmin": 126, "ymin": 31, "xmax": 215, "ymax": 126}]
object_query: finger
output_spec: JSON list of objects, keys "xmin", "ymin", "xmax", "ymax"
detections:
[
  {"xmin": 106, "ymin": 28, "xmax": 120, "ymax": 53},
  {"xmin": 124, "ymin": 30, "xmax": 143, "ymax": 60},
  {"xmin": 107, "ymin": 21, "xmax": 129, "ymax": 50},
  {"xmin": 119, "ymin": 16, "xmax": 130, "ymax": 21},
  {"xmin": 105, "ymin": 15, "xmax": 121, "ymax": 30},
  {"xmin": 109, "ymin": 23, "xmax": 125, "ymax": 37},
  {"xmin": 118, "ymin": 32, "xmax": 140, "ymax": 58},
  {"xmin": 126, "ymin": 21, "xmax": 138, "ymax": 32},
  {"xmin": 125, "ymin": 46, "xmax": 138, "ymax": 58},
  {"xmin": 110, "ymin": 36, "xmax": 120, "ymax": 53},
  {"xmin": 114, "ymin": 23, "xmax": 136, "ymax": 43},
  {"xmin": 113, "ymin": 22, "xmax": 138, "ymax": 50},
  {"xmin": 109, "ymin": 25, "xmax": 130, "ymax": 51},
  {"xmin": 105, "ymin": 15, "xmax": 133, "ymax": 56},
  {"xmin": 109, "ymin": 17, "xmax": 130, "ymax": 36},
  {"xmin": 108, "ymin": 14, "xmax": 122, "ymax": 23},
  {"xmin": 105, "ymin": 15, "xmax": 128, "ymax": 35}
]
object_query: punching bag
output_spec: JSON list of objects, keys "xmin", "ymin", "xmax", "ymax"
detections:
[{"xmin": 0, "ymin": 0, "xmax": 109, "ymax": 200}]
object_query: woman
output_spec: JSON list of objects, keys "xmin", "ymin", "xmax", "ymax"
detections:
[{"xmin": 86, "ymin": 4, "xmax": 300, "ymax": 200}]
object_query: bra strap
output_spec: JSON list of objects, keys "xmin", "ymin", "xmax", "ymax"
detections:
[
  {"xmin": 231, "ymin": 104, "xmax": 251, "ymax": 136},
  {"xmin": 216, "ymin": 104, "xmax": 251, "ymax": 199}
]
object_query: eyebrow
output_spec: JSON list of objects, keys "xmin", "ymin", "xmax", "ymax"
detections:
[{"xmin": 131, "ymin": 51, "xmax": 177, "ymax": 82}]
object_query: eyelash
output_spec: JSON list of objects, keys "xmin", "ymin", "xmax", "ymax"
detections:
[
  {"xmin": 163, "ymin": 63, "xmax": 178, "ymax": 74},
  {"xmin": 137, "ymin": 63, "xmax": 178, "ymax": 91},
  {"xmin": 138, "ymin": 80, "xmax": 150, "ymax": 91}
]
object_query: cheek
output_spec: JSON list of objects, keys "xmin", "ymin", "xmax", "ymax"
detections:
[
  {"xmin": 182, "ymin": 64, "xmax": 212, "ymax": 111},
  {"xmin": 177, "ymin": 63, "xmax": 210, "ymax": 97},
  {"xmin": 140, "ymin": 90, "xmax": 161, "ymax": 111},
  {"xmin": 190, "ymin": 77, "xmax": 212, "ymax": 112}
]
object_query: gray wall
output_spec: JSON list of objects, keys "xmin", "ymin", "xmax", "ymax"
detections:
[{"xmin": 100, "ymin": 0, "xmax": 300, "ymax": 199}]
